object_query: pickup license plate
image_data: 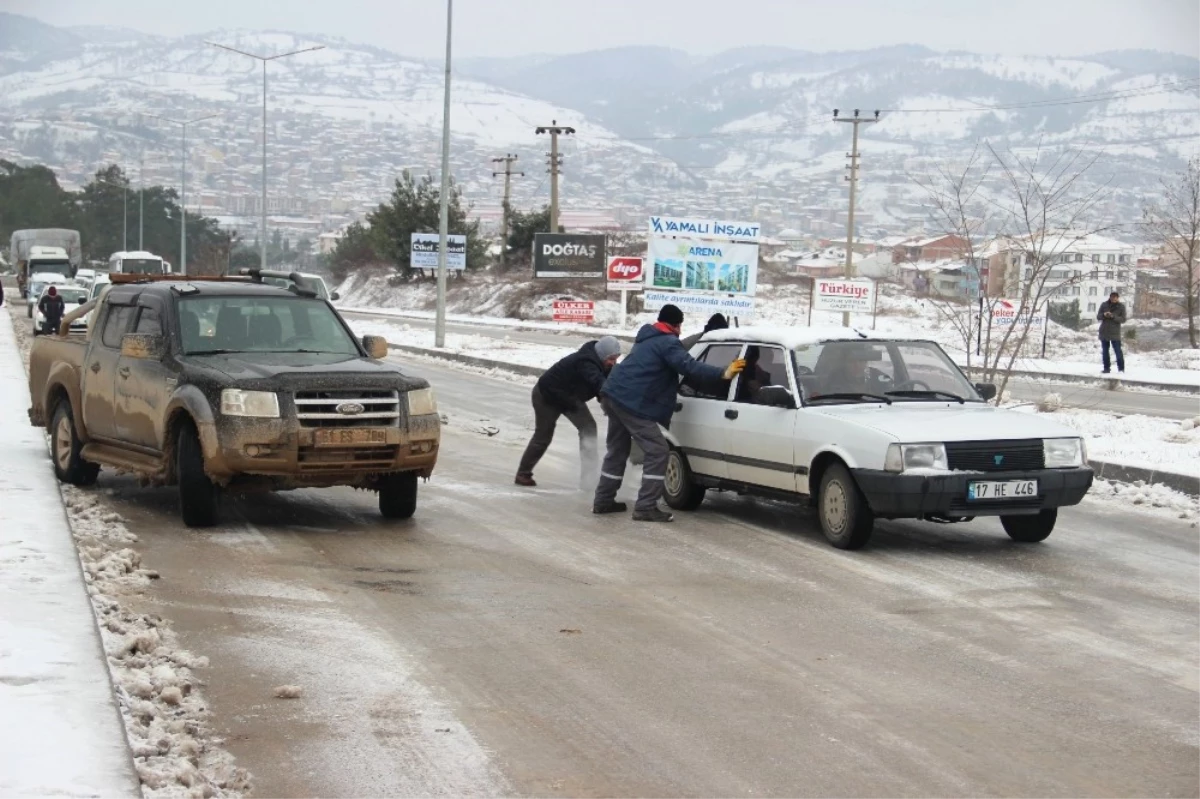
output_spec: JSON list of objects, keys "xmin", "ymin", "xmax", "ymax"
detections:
[
  {"xmin": 967, "ymin": 480, "xmax": 1038, "ymax": 500},
  {"xmin": 312, "ymin": 428, "xmax": 388, "ymax": 448}
]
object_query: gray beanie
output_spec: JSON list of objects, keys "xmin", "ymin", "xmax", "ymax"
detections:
[{"xmin": 595, "ymin": 336, "xmax": 621, "ymax": 360}]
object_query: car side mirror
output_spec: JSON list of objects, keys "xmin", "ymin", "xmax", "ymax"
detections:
[
  {"xmin": 330, "ymin": 291, "xmax": 341, "ymax": 301},
  {"xmin": 362, "ymin": 334, "xmax": 388, "ymax": 359},
  {"xmin": 121, "ymin": 333, "xmax": 165, "ymax": 360},
  {"xmin": 757, "ymin": 385, "xmax": 797, "ymax": 409},
  {"xmin": 975, "ymin": 382, "xmax": 998, "ymax": 401}
]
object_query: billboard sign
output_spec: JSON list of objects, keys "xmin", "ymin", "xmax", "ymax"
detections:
[
  {"xmin": 552, "ymin": 300, "xmax": 595, "ymax": 323},
  {"xmin": 411, "ymin": 233, "xmax": 467, "ymax": 271},
  {"xmin": 642, "ymin": 290, "xmax": 756, "ymax": 319},
  {"xmin": 534, "ymin": 233, "xmax": 606, "ymax": 278},
  {"xmin": 647, "ymin": 215, "xmax": 761, "ymax": 242},
  {"xmin": 986, "ymin": 298, "xmax": 1047, "ymax": 330},
  {"xmin": 811, "ymin": 279, "xmax": 876, "ymax": 313},
  {"xmin": 607, "ymin": 256, "xmax": 644, "ymax": 291},
  {"xmin": 646, "ymin": 236, "xmax": 759, "ymax": 296}
]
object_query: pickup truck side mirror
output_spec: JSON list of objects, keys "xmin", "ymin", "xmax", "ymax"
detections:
[
  {"xmin": 362, "ymin": 335, "xmax": 388, "ymax": 359},
  {"xmin": 330, "ymin": 291, "xmax": 341, "ymax": 301},
  {"xmin": 975, "ymin": 382, "xmax": 998, "ymax": 401},
  {"xmin": 121, "ymin": 333, "xmax": 165, "ymax": 360},
  {"xmin": 757, "ymin": 385, "xmax": 797, "ymax": 409}
]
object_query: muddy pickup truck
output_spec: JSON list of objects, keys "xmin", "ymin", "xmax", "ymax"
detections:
[{"xmin": 28, "ymin": 273, "xmax": 440, "ymax": 527}]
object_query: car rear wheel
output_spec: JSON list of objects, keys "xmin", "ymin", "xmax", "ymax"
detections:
[
  {"xmin": 51, "ymin": 402, "xmax": 99, "ymax": 486},
  {"xmin": 663, "ymin": 447, "xmax": 706, "ymax": 511},
  {"xmin": 379, "ymin": 472, "xmax": 418, "ymax": 520},
  {"xmin": 177, "ymin": 423, "xmax": 219, "ymax": 528},
  {"xmin": 817, "ymin": 463, "xmax": 874, "ymax": 550},
  {"xmin": 1001, "ymin": 510, "xmax": 1056, "ymax": 542}
]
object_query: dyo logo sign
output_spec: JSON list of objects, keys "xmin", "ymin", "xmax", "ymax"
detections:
[{"xmin": 608, "ymin": 257, "xmax": 643, "ymax": 282}]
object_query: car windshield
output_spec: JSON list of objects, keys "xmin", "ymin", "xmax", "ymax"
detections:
[
  {"xmin": 178, "ymin": 295, "xmax": 359, "ymax": 356},
  {"xmin": 55, "ymin": 288, "xmax": 89, "ymax": 304},
  {"xmin": 795, "ymin": 339, "xmax": 982, "ymax": 404}
]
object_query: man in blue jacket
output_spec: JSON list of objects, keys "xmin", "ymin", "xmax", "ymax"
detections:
[{"xmin": 593, "ymin": 304, "xmax": 744, "ymax": 522}]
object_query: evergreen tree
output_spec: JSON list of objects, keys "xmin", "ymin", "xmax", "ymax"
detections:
[{"xmin": 366, "ymin": 171, "xmax": 487, "ymax": 275}]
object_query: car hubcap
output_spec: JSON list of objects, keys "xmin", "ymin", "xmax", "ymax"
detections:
[
  {"xmin": 55, "ymin": 417, "xmax": 72, "ymax": 472},
  {"xmin": 824, "ymin": 481, "xmax": 847, "ymax": 534},
  {"xmin": 665, "ymin": 453, "xmax": 682, "ymax": 495}
]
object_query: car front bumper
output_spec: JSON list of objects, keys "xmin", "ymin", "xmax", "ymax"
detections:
[{"xmin": 851, "ymin": 467, "xmax": 1094, "ymax": 519}]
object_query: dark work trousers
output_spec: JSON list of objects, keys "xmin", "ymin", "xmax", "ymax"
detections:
[
  {"xmin": 1101, "ymin": 339, "xmax": 1124, "ymax": 372},
  {"xmin": 517, "ymin": 386, "xmax": 599, "ymax": 487},
  {"xmin": 593, "ymin": 397, "xmax": 670, "ymax": 513}
]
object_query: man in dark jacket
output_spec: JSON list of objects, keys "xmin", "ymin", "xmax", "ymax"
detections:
[
  {"xmin": 593, "ymin": 304, "xmax": 744, "ymax": 522},
  {"xmin": 1097, "ymin": 291, "xmax": 1127, "ymax": 374},
  {"xmin": 37, "ymin": 285, "xmax": 65, "ymax": 336},
  {"xmin": 516, "ymin": 336, "xmax": 622, "ymax": 489}
]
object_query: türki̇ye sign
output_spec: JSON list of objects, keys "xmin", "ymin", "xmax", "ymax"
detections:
[{"xmin": 811, "ymin": 279, "xmax": 876, "ymax": 313}]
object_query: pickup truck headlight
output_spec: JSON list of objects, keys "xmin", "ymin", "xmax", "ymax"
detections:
[
  {"xmin": 885, "ymin": 443, "xmax": 948, "ymax": 473},
  {"xmin": 406, "ymin": 387, "xmax": 437, "ymax": 416},
  {"xmin": 1044, "ymin": 437, "xmax": 1085, "ymax": 468},
  {"xmin": 220, "ymin": 389, "xmax": 280, "ymax": 418}
]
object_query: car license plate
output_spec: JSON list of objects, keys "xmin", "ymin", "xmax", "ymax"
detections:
[
  {"xmin": 967, "ymin": 480, "xmax": 1038, "ymax": 500},
  {"xmin": 313, "ymin": 428, "xmax": 388, "ymax": 448}
]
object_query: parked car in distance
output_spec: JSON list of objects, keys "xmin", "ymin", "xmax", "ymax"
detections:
[
  {"xmin": 662, "ymin": 326, "xmax": 1093, "ymax": 549},
  {"xmin": 25, "ymin": 272, "xmax": 71, "ymax": 318},
  {"xmin": 244, "ymin": 269, "xmax": 339, "ymax": 301},
  {"xmin": 33, "ymin": 283, "xmax": 89, "ymax": 335}
]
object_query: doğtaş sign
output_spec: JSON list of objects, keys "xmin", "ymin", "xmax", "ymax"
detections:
[{"xmin": 533, "ymin": 233, "xmax": 607, "ymax": 278}]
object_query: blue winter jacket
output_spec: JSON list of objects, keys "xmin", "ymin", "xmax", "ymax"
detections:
[{"xmin": 601, "ymin": 324, "xmax": 727, "ymax": 424}]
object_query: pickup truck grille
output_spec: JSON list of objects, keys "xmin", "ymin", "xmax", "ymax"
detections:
[
  {"xmin": 294, "ymin": 389, "xmax": 401, "ymax": 428},
  {"xmin": 298, "ymin": 445, "xmax": 399, "ymax": 471},
  {"xmin": 945, "ymin": 439, "xmax": 1045, "ymax": 472}
]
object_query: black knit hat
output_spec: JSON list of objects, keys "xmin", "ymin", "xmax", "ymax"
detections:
[{"xmin": 657, "ymin": 304, "xmax": 684, "ymax": 325}]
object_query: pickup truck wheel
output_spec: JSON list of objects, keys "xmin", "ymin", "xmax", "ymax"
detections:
[
  {"xmin": 379, "ymin": 472, "xmax": 418, "ymax": 520},
  {"xmin": 51, "ymin": 402, "xmax": 99, "ymax": 486},
  {"xmin": 818, "ymin": 463, "xmax": 874, "ymax": 550},
  {"xmin": 663, "ymin": 447, "xmax": 706, "ymax": 511},
  {"xmin": 1001, "ymin": 510, "xmax": 1056, "ymax": 542},
  {"xmin": 177, "ymin": 425, "xmax": 219, "ymax": 528}
]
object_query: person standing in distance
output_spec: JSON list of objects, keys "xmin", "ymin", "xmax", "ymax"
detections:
[
  {"xmin": 593, "ymin": 304, "xmax": 744, "ymax": 522},
  {"xmin": 1097, "ymin": 291, "xmax": 1127, "ymax": 374},
  {"xmin": 37, "ymin": 285, "xmax": 65, "ymax": 336},
  {"xmin": 516, "ymin": 336, "xmax": 622, "ymax": 489}
]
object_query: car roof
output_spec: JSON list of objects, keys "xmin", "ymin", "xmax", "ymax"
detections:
[{"xmin": 701, "ymin": 325, "xmax": 889, "ymax": 349}]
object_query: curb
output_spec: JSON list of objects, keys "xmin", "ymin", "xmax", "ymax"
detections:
[
  {"xmin": 963, "ymin": 367, "xmax": 1199, "ymax": 396},
  {"xmin": 387, "ymin": 342, "xmax": 545, "ymax": 378}
]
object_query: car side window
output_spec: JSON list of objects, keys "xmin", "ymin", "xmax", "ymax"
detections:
[
  {"xmin": 134, "ymin": 307, "xmax": 162, "ymax": 336},
  {"xmin": 680, "ymin": 343, "xmax": 742, "ymax": 400},
  {"xmin": 100, "ymin": 305, "xmax": 136, "ymax": 349},
  {"xmin": 733, "ymin": 345, "xmax": 790, "ymax": 404}
]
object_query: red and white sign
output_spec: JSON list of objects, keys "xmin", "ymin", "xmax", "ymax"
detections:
[
  {"xmin": 607, "ymin": 256, "xmax": 644, "ymax": 292},
  {"xmin": 811, "ymin": 279, "xmax": 876, "ymax": 313},
  {"xmin": 986, "ymin": 298, "xmax": 1047, "ymax": 330},
  {"xmin": 552, "ymin": 300, "xmax": 595, "ymax": 323}
]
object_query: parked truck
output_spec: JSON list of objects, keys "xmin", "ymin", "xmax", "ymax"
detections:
[
  {"xmin": 11, "ymin": 228, "xmax": 82, "ymax": 298},
  {"xmin": 27, "ymin": 271, "xmax": 440, "ymax": 527}
]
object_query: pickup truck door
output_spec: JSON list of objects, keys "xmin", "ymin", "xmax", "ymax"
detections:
[
  {"xmin": 723, "ymin": 345, "xmax": 801, "ymax": 492},
  {"xmin": 115, "ymin": 298, "xmax": 173, "ymax": 450},
  {"xmin": 672, "ymin": 343, "xmax": 742, "ymax": 481},
  {"xmin": 82, "ymin": 301, "xmax": 137, "ymax": 441}
]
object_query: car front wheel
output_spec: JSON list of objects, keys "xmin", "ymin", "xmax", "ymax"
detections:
[
  {"xmin": 663, "ymin": 447, "xmax": 706, "ymax": 511},
  {"xmin": 817, "ymin": 463, "xmax": 874, "ymax": 549},
  {"xmin": 379, "ymin": 472, "xmax": 418, "ymax": 520},
  {"xmin": 177, "ymin": 423, "xmax": 219, "ymax": 528},
  {"xmin": 1001, "ymin": 510, "xmax": 1056, "ymax": 542}
]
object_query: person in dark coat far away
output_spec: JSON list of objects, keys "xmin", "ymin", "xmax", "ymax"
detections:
[
  {"xmin": 680, "ymin": 312, "xmax": 729, "ymax": 351},
  {"xmin": 593, "ymin": 304, "xmax": 745, "ymax": 523},
  {"xmin": 1097, "ymin": 291, "xmax": 1127, "ymax": 374},
  {"xmin": 516, "ymin": 336, "xmax": 622, "ymax": 489},
  {"xmin": 38, "ymin": 285, "xmax": 65, "ymax": 336}
]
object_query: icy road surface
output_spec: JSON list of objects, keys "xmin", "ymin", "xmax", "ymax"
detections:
[{"xmin": 68, "ymin": 357, "xmax": 1199, "ymax": 797}]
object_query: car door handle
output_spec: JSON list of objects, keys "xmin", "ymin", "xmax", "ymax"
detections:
[
  {"xmin": 118, "ymin": 367, "xmax": 131, "ymax": 379},
  {"xmin": 725, "ymin": 409, "xmax": 739, "ymax": 420},
  {"xmin": 90, "ymin": 361, "xmax": 102, "ymax": 374},
  {"xmin": 675, "ymin": 402, "xmax": 683, "ymax": 412}
]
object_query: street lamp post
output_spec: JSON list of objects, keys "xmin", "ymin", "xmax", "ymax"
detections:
[
  {"xmin": 94, "ymin": 176, "xmax": 129, "ymax": 251},
  {"xmin": 148, "ymin": 113, "xmax": 218, "ymax": 275},
  {"xmin": 434, "ymin": 0, "xmax": 454, "ymax": 348},
  {"xmin": 205, "ymin": 40, "xmax": 325, "ymax": 270}
]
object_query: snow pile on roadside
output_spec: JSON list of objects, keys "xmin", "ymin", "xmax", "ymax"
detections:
[
  {"xmin": 61, "ymin": 486, "xmax": 251, "ymax": 798},
  {"xmin": 1085, "ymin": 478, "xmax": 1198, "ymax": 522}
]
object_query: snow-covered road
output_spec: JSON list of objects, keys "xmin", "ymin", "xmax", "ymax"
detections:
[{"xmin": 55, "ymin": 355, "xmax": 1200, "ymax": 797}]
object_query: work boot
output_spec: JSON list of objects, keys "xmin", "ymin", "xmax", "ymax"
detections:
[
  {"xmin": 592, "ymin": 501, "xmax": 628, "ymax": 514},
  {"xmin": 514, "ymin": 474, "xmax": 537, "ymax": 487},
  {"xmin": 632, "ymin": 509, "xmax": 674, "ymax": 523}
]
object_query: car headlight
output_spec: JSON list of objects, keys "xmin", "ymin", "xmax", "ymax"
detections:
[
  {"xmin": 1044, "ymin": 437, "xmax": 1085, "ymax": 468},
  {"xmin": 220, "ymin": 389, "xmax": 280, "ymax": 418},
  {"xmin": 406, "ymin": 387, "xmax": 437, "ymax": 416},
  {"xmin": 885, "ymin": 443, "xmax": 948, "ymax": 473}
]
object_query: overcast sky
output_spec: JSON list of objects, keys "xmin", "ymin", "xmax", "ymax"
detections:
[{"xmin": 10, "ymin": 0, "xmax": 1200, "ymax": 60}]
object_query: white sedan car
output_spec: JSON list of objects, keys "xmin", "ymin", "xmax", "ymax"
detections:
[{"xmin": 662, "ymin": 326, "xmax": 1093, "ymax": 550}]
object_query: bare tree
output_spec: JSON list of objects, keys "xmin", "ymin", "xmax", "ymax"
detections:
[{"xmin": 1143, "ymin": 156, "xmax": 1200, "ymax": 348}]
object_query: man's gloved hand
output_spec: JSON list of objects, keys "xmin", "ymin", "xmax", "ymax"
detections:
[{"xmin": 723, "ymin": 358, "xmax": 747, "ymax": 380}]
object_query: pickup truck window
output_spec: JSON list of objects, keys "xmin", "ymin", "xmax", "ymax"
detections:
[
  {"xmin": 134, "ymin": 307, "xmax": 162, "ymax": 336},
  {"xmin": 178, "ymin": 296, "xmax": 359, "ymax": 356},
  {"xmin": 100, "ymin": 305, "xmax": 137, "ymax": 349}
]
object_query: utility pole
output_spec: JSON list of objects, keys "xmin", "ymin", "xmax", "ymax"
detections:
[
  {"xmin": 535, "ymin": 120, "xmax": 574, "ymax": 232},
  {"xmin": 434, "ymin": 0, "xmax": 454, "ymax": 348},
  {"xmin": 138, "ymin": 151, "xmax": 144, "ymax": 250},
  {"xmin": 833, "ymin": 108, "xmax": 879, "ymax": 327},
  {"xmin": 491, "ymin": 153, "xmax": 522, "ymax": 266}
]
